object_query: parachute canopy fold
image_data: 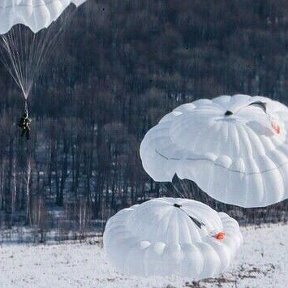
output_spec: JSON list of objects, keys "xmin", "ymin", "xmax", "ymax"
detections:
[
  {"xmin": 103, "ymin": 197, "xmax": 243, "ymax": 279},
  {"xmin": 140, "ymin": 95, "xmax": 288, "ymax": 207},
  {"xmin": 0, "ymin": 0, "xmax": 86, "ymax": 34}
]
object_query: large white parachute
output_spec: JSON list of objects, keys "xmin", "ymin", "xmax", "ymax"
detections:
[
  {"xmin": 140, "ymin": 95, "xmax": 288, "ymax": 208},
  {"xmin": 0, "ymin": 0, "xmax": 86, "ymax": 34},
  {"xmin": 0, "ymin": 0, "xmax": 87, "ymax": 101},
  {"xmin": 104, "ymin": 198, "xmax": 242, "ymax": 279}
]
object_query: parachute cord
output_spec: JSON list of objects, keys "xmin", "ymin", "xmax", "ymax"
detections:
[
  {"xmin": 173, "ymin": 203, "xmax": 205, "ymax": 229},
  {"xmin": 225, "ymin": 100, "xmax": 267, "ymax": 117},
  {"xmin": 24, "ymin": 100, "xmax": 29, "ymax": 116}
]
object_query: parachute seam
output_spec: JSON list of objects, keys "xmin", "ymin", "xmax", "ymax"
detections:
[{"xmin": 155, "ymin": 149, "xmax": 288, "ymax": 175}]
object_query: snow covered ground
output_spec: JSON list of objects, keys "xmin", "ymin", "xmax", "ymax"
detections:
[{"xmin": 0, "ymin": 223, "xmax": 287, "ymax": 288}]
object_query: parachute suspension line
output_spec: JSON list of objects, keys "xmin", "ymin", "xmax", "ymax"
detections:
[
  {"xmin": 180, "ymin": 178, "xmax": 210, "ymax": 203},
  {"xmin": 24, "ymin": 100, "xmax": 29, "ymax": 116},
  {"xmin": 0, "ymin": 6, "xmax": 77, "ymax": 100},
  {"xmin": 225, "ymin": 101, "xmax": 267, "ymax": 117},
  {"xmin": 1, "ymin": 32, "xmax": 27, "ymax": 98},
  {"xmin": 179, "ymin": 179, "xmax": 191, "ymax": 199},
  {"xmin": 173, "ymin": 203, "xmax": 205, "ymax": 229},
  {"xmin": 0, "ymin": 25, "xmax": 38, "ymax": 99},
  {"xmin": 170, "ymin": 175, "xmax": 193, "ymax": 199},
  {"xmin": 171, "ymin": 180, "xmax": 186, "ymax": 199}
]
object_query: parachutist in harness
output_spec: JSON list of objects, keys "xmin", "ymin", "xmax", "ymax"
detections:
[
  {"xmin": 18, "ymin": 102, "xmax": 31, "ymax": 140},
  {"xmin": 18, "ymin": 112, "xmax": 31, "ymax": 140}
]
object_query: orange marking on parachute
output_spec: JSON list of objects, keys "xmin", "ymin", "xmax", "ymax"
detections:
[
  {"xmin": 271, "ymin": 122, "xmax": 281, "ymax": 134},
  {"xmin": 215, "ymin": 231, "xmax": 225, "ymax": 240}
]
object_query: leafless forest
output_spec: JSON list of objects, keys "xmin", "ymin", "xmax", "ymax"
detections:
[{"xmin": 0, "ymin": 0, "xmax": 288, "ymax": 243}]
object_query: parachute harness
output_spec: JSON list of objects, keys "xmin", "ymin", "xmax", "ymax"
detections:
[{"xmin": 18, "ymin": 99, "xmax": 32, "ymax": 140}]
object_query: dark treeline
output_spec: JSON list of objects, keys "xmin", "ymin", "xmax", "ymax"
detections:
[{"xmin": 0, "ymin": 0, "xmax": 288, "ymax": 242}]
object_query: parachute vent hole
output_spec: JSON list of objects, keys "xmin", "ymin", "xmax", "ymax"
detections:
[
  {"xmin": 173, "ymin": 203, "xmax": 182, "ymax": 208},
  {"xmin": 224, "ymin": 110, "xmax": 233, "ymax": 116}
]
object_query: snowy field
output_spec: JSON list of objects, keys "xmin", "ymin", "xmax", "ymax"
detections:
[{"xmin": 0, "ymin": 224, "xmax": 287, "ymax": 288}]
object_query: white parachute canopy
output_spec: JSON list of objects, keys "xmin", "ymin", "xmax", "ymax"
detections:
[
  {"xmin": 103, "ymin": 198, "xmax": 242, "ymax": 279},
  {"xmin": 0, "ymin": 0, "xmax": 86, "ymax": 34},
  {"xmin": 140, "ymin": 94, "xmax": 288, "ymax": 208},
  {"xmin": 0, "ymin": 0, "xmax": 87, "ymax": 100}
]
